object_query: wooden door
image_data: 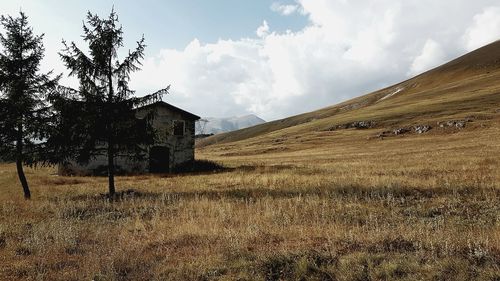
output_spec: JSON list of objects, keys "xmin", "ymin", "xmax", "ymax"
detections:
[{"xmin": 149, "ymin": 146, "xmax": 169, "ymax": 173}]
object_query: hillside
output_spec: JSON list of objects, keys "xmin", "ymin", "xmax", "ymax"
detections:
[
  {"xmin": 195, "ymin": 114, "xmax": 265, "ymax": 135},
  {"xmin": 197, "ymin": 41, "xmax": 500, "ymax": 148}
]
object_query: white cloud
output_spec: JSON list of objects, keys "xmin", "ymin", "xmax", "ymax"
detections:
[
  {"xmin": 256, "ymin": 20, "xmax": 270, "ymax": 38},
  {"xmin": 131, "ymin": 1, "xmax": 500, "ymax": 120},
  {"xmin": 408, "ymin": 39, "xmax": 446, "ymax": 76},
  {"xmin": 271, "ymin": 3, "xmax": 300, "ymax": 16},
  {"xmin": 131, "ymin": 37, "xmax": 273, "ymax": 118},
  {"xmin": 463, "ymin": 6, "xmax": 500, "ymax": 51}
]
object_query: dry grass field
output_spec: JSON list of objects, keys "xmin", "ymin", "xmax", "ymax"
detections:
[
  {"xmin": 1, "ymin": 42, "xmax": 500, "ymax": 280},
  {"xmin": 1, "ymin": 117, "xmax": 499, "ymax": 280}
]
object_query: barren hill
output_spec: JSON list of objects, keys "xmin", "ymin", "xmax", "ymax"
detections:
[{"xmin": 197, "ymin": 41, "xmax": 500, "ymax": 148}]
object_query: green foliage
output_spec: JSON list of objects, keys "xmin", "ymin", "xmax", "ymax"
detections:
[
  {"xmin": 0, "ymin": 12, "xmax": 59, "ymax": 164},
  {"xmin": 49, "ymin": 9, "xmax": 168, "ymax": 195},
  {"xmin": 0, "ymin": 12, "xmax": 59, "ymax": 198}
]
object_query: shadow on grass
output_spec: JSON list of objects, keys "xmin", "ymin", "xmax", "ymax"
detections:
[
  {"xmin": 67, "ymin": 189, "xmax": 162, "ymax": 202},
  {"xmin": 61, "ymin": 182, "xmax": 497, "ymax": 204},
  {"xmin": 172, "ymin": 159, "xmax": 228, "ymax": 173},
  {"xmin": 161, "ymin": 163, "xmax": 302, "ymax": 179},
  {"xmin": 164, "ymin": 183, "xmax": 497, "ymax": 202}
]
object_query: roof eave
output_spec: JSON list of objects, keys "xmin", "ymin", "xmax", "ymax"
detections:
[{"xmin": 137, "ymin": 101, "xmax": 201, "ymax": 120}]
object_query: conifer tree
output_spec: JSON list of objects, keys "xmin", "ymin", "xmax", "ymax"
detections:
[
  {"xmin": 0, "ymin": 12, "xmax": 59, "ymax": 199},
  {"xmin": 53, "ymin": 10, "xmax": 168, "ymax": 197}
]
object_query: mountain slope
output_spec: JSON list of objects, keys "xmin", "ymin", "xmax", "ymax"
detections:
[
  {"xmin": 196, "ymin": 115, "xmax": 265, "ymax": 135},
  {"xmin": 197, "ymin": 41, "xmax": 500, "ymax": 147}
]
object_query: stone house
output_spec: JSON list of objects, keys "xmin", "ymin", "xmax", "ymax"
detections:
[{"xmin": 59, "ymin": 101, "xmax": 200, "ymax": 175}]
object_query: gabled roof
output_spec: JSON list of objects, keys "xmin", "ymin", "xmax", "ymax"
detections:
[{"xmin": 137, "ymin": 101, "xmax": 200, "ymax": 120}]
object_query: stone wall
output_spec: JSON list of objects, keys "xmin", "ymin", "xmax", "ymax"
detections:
[
  {"xmin": 136, "ymin": 105, "xmax": 196, "ymax": 171},
  {"xmin": 59, "ymin": 103, "xmax": 197, "ymax": 175}
]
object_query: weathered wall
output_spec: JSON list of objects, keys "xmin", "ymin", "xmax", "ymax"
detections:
[
  {"xmin": 59, "ymin": 104, "xmax": 197, "ymax": 175},
  {"xmin": 136, "ymin": 105, "xmax": 196, "ymax": 170},
  {"xmin": 58, "ymin": 156, "xmax": 147, "ymax": 176}
]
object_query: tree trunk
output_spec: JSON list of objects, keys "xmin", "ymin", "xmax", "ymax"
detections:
[
  {"xmin": 107, "ymin": 55, "xmax": 116, "ymax": 198},
  {"xmin": 16, "ymin": 124, "xmax": 31, "ymax": 199},
  {"xmin": 107, "ymin": 143, "xmax": 115, "ymax": 197},
  {"xmin": 16, "ymin": 158, "xmax": 31, "ymax": 200}
]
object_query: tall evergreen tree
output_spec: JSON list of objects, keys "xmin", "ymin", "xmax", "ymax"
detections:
[
  {"xmin": 0, "ymin": 12, "xmax": 59, "ymax": 199},
  {"xmin": 53, "ymin": 10, "xmax": 168, "ymax": 197}
]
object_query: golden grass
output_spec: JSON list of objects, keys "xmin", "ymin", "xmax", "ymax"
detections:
[{"xmin": 0, "ymin": 116, "xmax": 499, "ymax": 280}]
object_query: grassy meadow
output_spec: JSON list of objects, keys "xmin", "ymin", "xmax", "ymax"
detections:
[{"xmin": 0, "ymin": 116, "xmax": 499, "ymax": 280}]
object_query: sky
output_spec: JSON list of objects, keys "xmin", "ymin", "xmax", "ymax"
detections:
[{"xmin": 2, "ymin": 0, "xmax": 500, "ymax": 121}]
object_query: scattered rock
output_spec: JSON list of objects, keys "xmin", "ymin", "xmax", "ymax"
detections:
[
  {"xmin": 374, "ymin": 116, "xmax": 476, "ymax": 140},
  {"xmin": 376, "ymin": 124, "xmax": 432, "ymax": 139},
  {"xmin": 327, "ymin": 120, "xmax": 376, "ymax": 131},
  {"xmin": 393, "ymin": 128, "xmax": 410, "ymax": 135},
  {"xmin": 413, "ymin": 125, "xmax": 432, "ymax": 134},
  {"xmin": 350, "ymin": 121, "xmax": 375, "ymax": 129},
  {"xmin": 437, "ymin": 118, "xmax": 472, "ymax": 129},
  {"xmin": 455, "ymin": 121, "xmax": 466, "ymax": 128}
]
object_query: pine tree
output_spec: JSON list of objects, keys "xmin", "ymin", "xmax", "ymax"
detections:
[
  {"xmin": 53, "ymin": 10, "xmax": 168, "ymax": 197},
  {"xmin": 0, "ymin": 12, "xmax": 59, "ymax": 199}
]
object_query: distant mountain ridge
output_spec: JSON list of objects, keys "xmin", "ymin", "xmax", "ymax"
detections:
[{"xmin": 196, "ymin": 114, "xmax": 266, "ymax": 135}]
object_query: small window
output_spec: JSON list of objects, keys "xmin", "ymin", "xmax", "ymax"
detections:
[{"xmin": 173, "ymin": 120, "xmax": 185, "ymax": 136}]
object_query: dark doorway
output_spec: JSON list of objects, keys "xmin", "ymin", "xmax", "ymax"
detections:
[{"xmin": 149, "ymin": 146, "xmax": 170, "ymax": 173}]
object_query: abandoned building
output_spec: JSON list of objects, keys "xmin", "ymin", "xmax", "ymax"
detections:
[{"xmin": 59, "ymin": 101, "xmax": 200, "ymax": 175}]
